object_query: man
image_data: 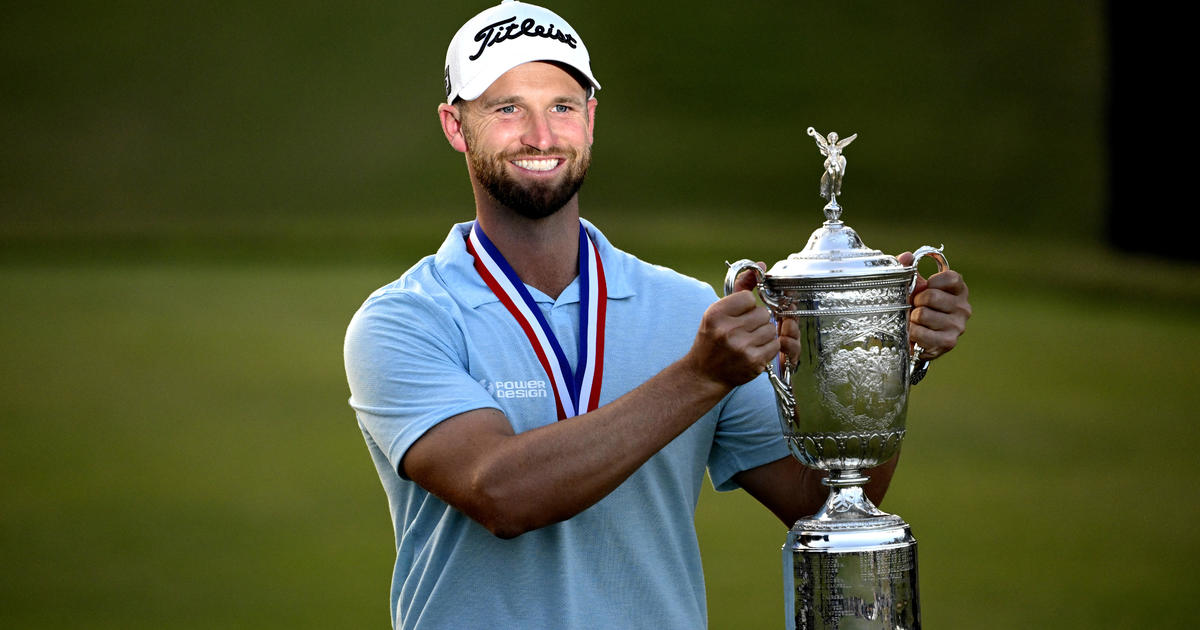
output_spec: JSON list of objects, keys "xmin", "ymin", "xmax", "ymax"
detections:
[{"xmin": 343, "ymin": 2, "xmax": 971, "ymax": 628}]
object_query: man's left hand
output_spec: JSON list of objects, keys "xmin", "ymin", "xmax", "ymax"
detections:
[{"xmin": 897, "ymin": 252, "xmax": 972, "ymax": 360}]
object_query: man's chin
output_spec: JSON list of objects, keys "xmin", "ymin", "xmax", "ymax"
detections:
[
  {"xmin": 485, "ymin": 178, "xmax": 584, "ymax": 220},
  {"xmin": 497, "ymin": 192, "xmax": 572, "ymax": 221}
]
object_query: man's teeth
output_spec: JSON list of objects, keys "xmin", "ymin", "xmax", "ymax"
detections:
[{"xmin": 512, "ymin": 158, "xmax": 560, "ymax": 172}]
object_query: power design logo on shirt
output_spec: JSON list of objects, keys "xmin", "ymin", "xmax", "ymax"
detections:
[{"xmin": 480, "ymin": 378, "xmax": 550, "ymax": 399}]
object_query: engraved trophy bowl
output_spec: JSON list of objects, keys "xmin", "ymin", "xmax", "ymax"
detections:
[
  {"xmin": 723, "ymin": 128, "xmax": 950, "ymax": 630},
  {"xmin": 724, "ymin": 230, "xmax": 948, "ymax": 475}
]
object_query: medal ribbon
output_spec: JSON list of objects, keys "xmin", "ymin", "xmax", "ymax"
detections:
[{"xmin": 466, "ymin": 221, "xmax": 607, "ymax": 420}]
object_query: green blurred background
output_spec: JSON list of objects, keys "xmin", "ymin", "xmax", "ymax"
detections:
[{"xmin": 3, "ymin": 1, "xmax": 1197, "ymax": 628}]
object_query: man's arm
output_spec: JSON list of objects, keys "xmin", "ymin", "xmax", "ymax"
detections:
[{"xmin": 402, "ymin": 290, "xmax": 779, "ymax": 539}]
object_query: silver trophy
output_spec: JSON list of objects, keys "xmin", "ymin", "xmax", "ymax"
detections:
[{"xmin": 725, "ymin": 127, "xmax": 949, "ymax": 630}]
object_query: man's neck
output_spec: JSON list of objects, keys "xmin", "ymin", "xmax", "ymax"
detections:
[{"xmin": 474, "ymin": 203, "xmax": 582, "ymax": 300}]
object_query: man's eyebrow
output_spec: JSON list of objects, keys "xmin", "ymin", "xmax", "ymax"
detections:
[
  {"xmin": 478, "ymin": 95, "xmax": 526, "ymax": 109},
  {"xmin": 552, "ymin": 94, "xmax": 587, "ymax": 106}
]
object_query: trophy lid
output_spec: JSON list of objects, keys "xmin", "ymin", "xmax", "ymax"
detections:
[
  {"xmin": 766, "ymin": 127, "xmax": 907, "ymax": 281},
  {"xmin": 766, "ymin": 219, "xmax": 906, "ymax": 279}
]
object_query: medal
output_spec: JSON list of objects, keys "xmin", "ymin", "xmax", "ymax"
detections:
[{"xmin": 466, "ymin": 221, "xmax": 606, "ymax": 419}]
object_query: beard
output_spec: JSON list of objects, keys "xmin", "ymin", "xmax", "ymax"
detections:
[{"xmin": 468, "ymin": 144, "xmax": 591, "ymax": 220}]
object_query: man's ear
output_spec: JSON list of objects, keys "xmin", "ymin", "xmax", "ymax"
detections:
[
  {"xmin": 586, "ymin": 97, "xmax": 597, "ymax": 146},
  {"xmin": 438, "ymin": 103, "xmax": 469, "ymax": 154}
]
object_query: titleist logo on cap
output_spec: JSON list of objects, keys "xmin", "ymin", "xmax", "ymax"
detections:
[{"xmin": 469, "ymin": 16, "xmax": 578, "ymax": 61}]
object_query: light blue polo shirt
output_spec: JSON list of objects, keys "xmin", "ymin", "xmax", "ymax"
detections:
[{"xmin": 344, "ymin": 219, "xmax": 788, "ymax": 630}]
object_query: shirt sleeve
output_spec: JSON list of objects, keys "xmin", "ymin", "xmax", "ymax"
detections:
[
  {"xmin": 706, "ymin": 372, "xmax": 790, "ymax": 492},
  {"xmin": 344, "ymin": 289, "xmax": 501, "ymax": 477}
]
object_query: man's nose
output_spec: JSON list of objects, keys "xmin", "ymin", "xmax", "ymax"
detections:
[{"xmin": 521, "ymin": 111, "xmax": 555, "ymax": 151}]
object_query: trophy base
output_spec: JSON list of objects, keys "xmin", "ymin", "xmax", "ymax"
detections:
[{"xmin": 783, "ymin": 517, "xmax": 920, "ymax": 630}]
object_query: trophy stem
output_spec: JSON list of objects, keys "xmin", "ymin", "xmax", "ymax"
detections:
[
  {"xmin": 809, "ymin": 469, "xmax": 893, "ymax": 525},
  {"xmin": 823, "ymin": 469, "xmax": 868, "ymax": 487}
]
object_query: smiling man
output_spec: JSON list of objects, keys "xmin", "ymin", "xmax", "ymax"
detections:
[{"xmin": 343, "ymin": 2, "xmax": 971, "ymax": 629}]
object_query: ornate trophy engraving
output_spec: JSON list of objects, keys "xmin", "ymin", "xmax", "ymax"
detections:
[{"xmin": 724, "ymin": 128, "xmax": 949, "ymax": 630}]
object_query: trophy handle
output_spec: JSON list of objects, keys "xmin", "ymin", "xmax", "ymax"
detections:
[
  {"xmin": 908, "ymin": 245, "xmax": 949, "ymax": 292},
  {"xmin": 723, "ymin": 259, "xmax": 764, "ymax": 297},
  {"xmin": 723, "ymin": 259, "xmax": 781, "ymax": 309},
  {"xmin": 724, "ymin": 260, "xmax": 793, "ymax": 400},
  {"xmin": 766, "ymin": 361, "xmax": 796, "ymax": 418},
  {"xmin": 907, "ymin": 245, "xmax": 949, "ymax": 386}
]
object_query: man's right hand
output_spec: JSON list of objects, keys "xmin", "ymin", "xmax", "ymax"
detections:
[{"xmin": 686, "ymin": 289, "xmax": 780, "ymax": 390}]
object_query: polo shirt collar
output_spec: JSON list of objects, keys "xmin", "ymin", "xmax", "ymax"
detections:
[{"xmin": 434, "ymin": 218, "xmax": 637, "ymax": 309}]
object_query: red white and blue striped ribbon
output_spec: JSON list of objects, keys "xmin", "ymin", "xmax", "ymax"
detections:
[{"xmin": 466, "ymin": 221, "xmax": 607, "ymax": 420}]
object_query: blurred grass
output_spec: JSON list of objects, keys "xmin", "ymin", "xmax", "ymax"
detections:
[
  {"xmin": 2, "ymin": 222, "xmax": 1198, "ymax": 629},
  {"xmin": 1, "ymin": 1, "xmax": 1104, "ymax": 241},
  {"xmin": 0, "ymin": 261, "xmax": 397, "ymax": 628}
]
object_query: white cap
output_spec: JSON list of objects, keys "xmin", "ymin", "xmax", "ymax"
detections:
[{"xmin": 444, "ymin": 0, "xmax": 601, "ymax": 104}]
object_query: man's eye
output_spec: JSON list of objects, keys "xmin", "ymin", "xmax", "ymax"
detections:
[
  {"xmin": 552, "ymin": 104, "xmax": 570, "ymax": 113},
  {"xmin": 499, "ymin": 105, "xmax": 517, "ymax": 114}
]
